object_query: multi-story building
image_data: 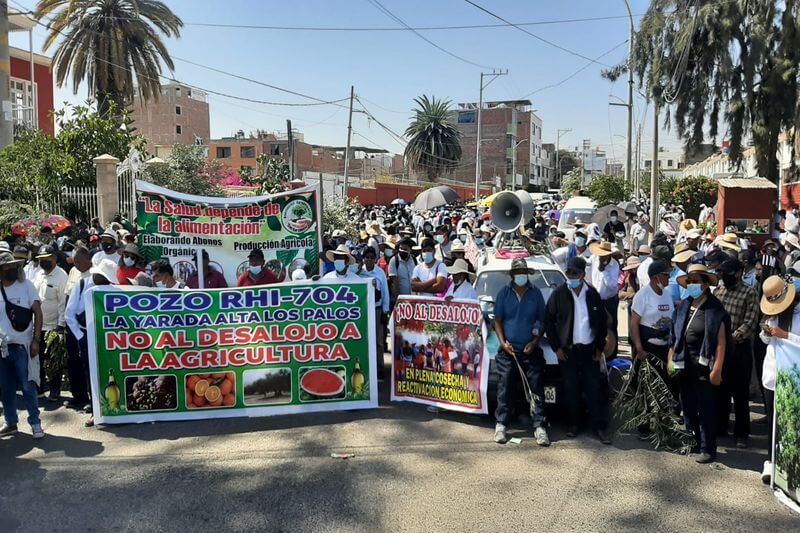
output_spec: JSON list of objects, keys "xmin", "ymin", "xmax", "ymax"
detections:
[
  {"xmin": 644, "ymin": 148, "xmax": 685, "ymax": 178},
  {"xmin": 8, "ymin": 11, "xmax": 54, "ymax": 136},
  {"xmin": 541, "ymin": 143, "xmax": 556, "ymax": 188},
  {"xmin": 581, "ymin": 140, "xmax": 607, "ymax": 184},
  {"xmin": 449, "ymin": 99, "xmax": 543, "ymax": 189},
  {"xmin": 131, "ymin": 82, "xmax": 210, "ymax": 152}
]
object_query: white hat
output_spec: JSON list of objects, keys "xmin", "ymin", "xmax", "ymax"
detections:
[
  {"xmin": 446, "ymin": 259, "xmax": 475, "ymax": 280},
  {"xmin": 331, "ymin": 229, "xmax": 346, "ymax": 238},
  {"xmin": 89, "ymin": 258, "xmax": 119, "ymax": 284},
  {"xmin": 450, "ymin": 240, "xmax": 465, "ymax": 252},
  {"xmin": 686, "ymin": 229, "xmax": 701, "ymax": 239},
  {"xmin": 291, "ymin": 268, "xmax": 307, "ymax": 281}
]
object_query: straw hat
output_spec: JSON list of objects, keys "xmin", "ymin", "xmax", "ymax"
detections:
[
  {"xmin": 0, "ymin": 250, "xmax": 24, "ymax": 267},
  {"xmin": 679, "ymin": 218, "xmax": 697, "ymax": 233},
  {"xmin": 589, "ymin": 241, "xmax": 614, "ymax": 257},
  {"xmin": 622, "ymin": 256, "xmax": 641, "ymax": 271},
  {"xmin": 672, "ymin": 249, "xmax": 695, "ymax": 263},
  {"xmin": 784, "ymin": 232, "xmax": 800, "ymax": 250},
  {"xmin": 760, "ymin": 275, "xmax": 796, "ymax": 315},
  {"xmin": 446, "ymin": 259, "xmax": 476, "ymax": 281},
  {"xmin": 450, "ymin": 239, "xmax": 465, "ymax": 252},
  {"xmin": 637, "ymin": 245, "xmax": 652, "ymax": 256},
  {"xmin": 358, "ymin": 230, "xmax": 369, "ymax": 240},
  {"xmin": 381, "ymin": 237, "xmax": 397, "ymax": 250},
  {"xmin": 366, "ymin": 222, "xmax": 384, "ymax": 237},
  {"xmin": 676, "ymin": 264, "xmax": 718, "ymax": 288},
  {"xmin": 89, "ymin": 258, "xmax": 119, "ymax": 284},
  {"xmin": 325, "ymin": 244, "xmax": 356, "ymax": 264},
  {"xmin": 718, "ymin": 232, "xmax": 741, "ymax": 251}
]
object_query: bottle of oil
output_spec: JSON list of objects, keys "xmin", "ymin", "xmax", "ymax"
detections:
[
  {"xmin": 351, "ymin": 359, "xmax": 365, "ymax": 395},
  {"xmin": 105, "ymin": 369, "xmax": 120, "ymax": 409}
]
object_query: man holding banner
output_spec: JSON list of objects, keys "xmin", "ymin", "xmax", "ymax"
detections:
[{"xmin": 493, "ymin": 258, "xmax": 549, "ymax": 447}]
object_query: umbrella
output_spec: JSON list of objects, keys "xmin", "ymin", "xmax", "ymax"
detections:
[
  {"xmin": 479, "ymin": 191, "xmax": 502, "ymax": 207},
  {"xmin": 412, "ymin": 185, "xmax": 460, "ymax": 210},
  {"xmin": 591, "ymin": 204, "xmax": 628, "ymax": 228},
  {"xmin": 617, "ymin": 201, "xmax": 639, "ymax": 215},
  {"xmin": 390, "ymin": 198, "xmax": 407, "ymax": 206},
  {"xmin": 11, "ymin": 215, "xmax": 72, "ymax": 236}
]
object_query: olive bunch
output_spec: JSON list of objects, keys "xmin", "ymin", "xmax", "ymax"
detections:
[{"xmin": 127, "ymin": 376, "xmax": 176, "ymax": 411}]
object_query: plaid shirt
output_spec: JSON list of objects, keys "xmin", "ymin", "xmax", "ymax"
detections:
[{"xmin": 715, "ymin": 283, "xmax": 759, "ymax": 340}]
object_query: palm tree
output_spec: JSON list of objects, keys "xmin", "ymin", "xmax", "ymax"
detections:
[
  {"xmin": 404, "ymin": 95, "xmax": 462, "ymax": 182},
  {"xmin": 35, "ymin": 0, "xmax": 183, "ymax": 117}
]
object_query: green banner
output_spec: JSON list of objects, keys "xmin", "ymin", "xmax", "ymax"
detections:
[
  {"xmin": 86, "ymin": 281, "xmax": 376, "ymax": 424},
  {"xmin": 135, "ymin": 180, "xmax": 321, "ymax": 286}
]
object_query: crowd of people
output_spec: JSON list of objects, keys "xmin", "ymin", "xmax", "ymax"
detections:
[{"xmin": 0, "ymin": 196, "xmax": 793, "ymax": 483}]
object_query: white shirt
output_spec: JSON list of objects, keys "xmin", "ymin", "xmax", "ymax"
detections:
[
  {"xmin": 760, "ymin": 305, "xmax": 800, "ymax": 391},
  {"xmin": 65, "ymin": 266, "xmax": 92, "ymax": 297},
  {"xmin": 360, "ymin": 266, "xmax": 391, "ymax": 313},
  {"xmin": 24, "ymin": 262, "xmax": 42, "ymax": 282},
  {"xmin": 411, "ymin": 260, "xmax": 447, "ymax": 295},
  {"xmin": 589, "ymin": 255, "xmax": 620, "ymax": 300},
  {"xmin": 92, "ymin": 250, "xmax": 120, "ymax": 267},
  {"xmin": 631, "ymin": 284, "xmax": 674, "ymax": 345},
  {"xmin": 32, "ymin": 266, "xmax": 68, "ymax": 331},
  {"xmin": 786, "ymin": 212, "xmax": 799, "ymax": 234},
  {"xmin": 636, "ymin": 257, "xmax": 653, "ymax": 289},
  {"xmin": 445, "ymin": 279, "xmax": 478, "ymax": 301},
  {"xmin": 434, "ymin": 241, "xmax": 452, "ymax": 261},
  {"xmin": 65, "ymin": 277, "xmax": 95, "ymax": 340},
  {"xmin": 322, "ymin": 269, "xmax": 361, "ymax": 281},
  {"xmin": 0, "ymin": 279, "xmax": 40, "ymax": 345},
  {"xmin": 569, "ymin": 283, "xmax": 594, "ymax": 345}
]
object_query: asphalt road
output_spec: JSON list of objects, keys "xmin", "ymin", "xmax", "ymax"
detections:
[{"xmin": 1, "ymin": 376, "xmax": 796, "ymax": 533}]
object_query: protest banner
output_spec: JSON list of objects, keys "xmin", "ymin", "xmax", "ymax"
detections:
[
  {"xmin": 773, "ymin": 339, "xmax": 800, "ymax": 504},
  {"xmin": 86, "ymin": 280, "xmax": 376, "ymax": 424},
  {"xmin": 390, "ymin": 296, "xmax": 488, "ymax": 414},
  {"xmin": 136, "ymin": 180, "xmax": 321, "ymax": 286}
]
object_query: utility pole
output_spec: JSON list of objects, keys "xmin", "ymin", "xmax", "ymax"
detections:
[
  {"xmin": 0, "ymin": 4, "xmax": 12, "ymax": 149},
  {"xmin": 623, "ymin": 0, "xmax": 634, "ymax": 195},
  {"xmin": 343, "ymin": 85, "xmax": 354, "ymax": 198},
  {"xmin": 475, "ymin": 70, "xmax": 507, "ymax": 199},
  {"xmin": 555, "ymin": 128, "xmax": 571, "ymax": 186},
  {"xmin": 286, "ymin": 119, "xmax": 294, "ymax": 181},
  {"xmin": 649, "ymin": 103, "xmax": 660, "ymax": 229},
  {"xmin": 635, "ymin": 123, "xmax": 642, "ymax": 198}
]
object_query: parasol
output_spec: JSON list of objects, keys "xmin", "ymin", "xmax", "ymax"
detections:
[{"xmin": 412, "ymin": 185, "xmax": 460, "ymax": 210}]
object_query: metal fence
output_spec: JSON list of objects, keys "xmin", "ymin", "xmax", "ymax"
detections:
[{"xmin": 117, "ymin": 149, "xmax": 143, "ymax": 219}]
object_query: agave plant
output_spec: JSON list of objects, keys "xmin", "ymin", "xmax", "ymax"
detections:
[{"xmin": 404, "ymin": 95, "xmax": 462, "ymax": 182}]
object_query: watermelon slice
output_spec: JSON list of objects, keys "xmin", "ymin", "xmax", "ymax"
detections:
[{"xmin": 300, "ymin": 368, "xmax": 345, "ymax": 396}]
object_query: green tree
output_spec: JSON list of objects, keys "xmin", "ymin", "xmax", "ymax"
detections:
[
  {"xmin": 240, "ymin": 155, "xmax": 291, "ymax": 195},
  {"xmin": 404, "ymin": 95, "xmax": 462, "ymax": 182},
  {"xmin": 586, "ymin": 175, "xmax": 628, "ymax": 206},
  {"xmin": 614, "ymin": 1, "xmax": 800, "ymax": 183},
  {"xmin": 560, "ymin": 168, "xmax": 582, "ymax": 197},
  {"xmin": 556, "ymin": 149, "xmax": 578, "ymax": 178},
  {"xmin": 662, "ymin": 175, "xmax": 717, "ymax": 220},
  {"xmin": 143, "ymin": 144, "xmax": 224, "ymax": 196},
  {"xmin": 36, "ymin": 0, "xmax": 183, "ymax": 117},
  {"xmin": 323, "ymin": 196, "xmax": 361, "ymax": 239}
]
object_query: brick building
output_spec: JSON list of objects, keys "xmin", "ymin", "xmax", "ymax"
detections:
[
  {"xmin": 131, "ymin": 82, "xmax": 210, "ymax": 152},
  {"xmin": 449, "ymin": 100, "xmax": 543, "ymax": 189}
]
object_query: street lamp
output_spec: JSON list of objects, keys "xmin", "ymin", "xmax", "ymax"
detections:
[{"xmin": 511, "ymin": 138, "xmax": 528, "ymax": 190}]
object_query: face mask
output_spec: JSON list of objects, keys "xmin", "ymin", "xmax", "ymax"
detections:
[
  {"xmin": 155, "ymin": 280, "xmax": 165, "ymax": 288},
  {"xmin": 349, "ymin": 264, "xmax": 360, "ymax": 274},
  {"xmin": 334, "ymin": 259, "xmax": 346, "ymax": 272},
  {"xmin": 575, "ymin": 237, "xmax": 586, "ymax": 248},
  {"xmin": 513, "ymin": 274, "xmax": 528, "ymax": 286},
  {"xmin": 39, "ymin": 261, "xmax": 53, "ymax": 272},
  {"xmin": 3, "ymin": 269, "xmax": 17, "ymax": 282},
  {"xmin": 656, "ymin": 281, "xmax": 665, "ymax": 291},
  {"xmin": 567, "ymin": 278, "xmax": 582, "ymax": 290},
  {"xmin": 639, "ymin": 254, "xmax": 649, "ymax": 261},
  {"xmin": 687, "ymin": 283, "xmax": 704, "ymax": 299},
  {"xmin": 399, "ymin": 251, "xmax": 410, "ymax": 260},
  {"xmin": 249, "ymin": 265, "xmax": 262, "ymax": 276},
  {"xmin": 422, "ymin": 252, "xmax": 434, "ymax": 264},
  {"xmin": 435, "ymin": 235, "xmax": 445, "ymax": 244},
  {"xmin": 102, "ymin": 242, "xmax": 116, "ymax": 253},
  {"xmin": 794, "ymin": 278, "xmax": 800, "ymax": 292},
  {"xmin": 459, "ymin": 235, "xmax": 467, "ymax": 243},
  {"xmin": 610, "ymin": 216, "xmax": 618, "ymax": 223},
  {"xmin": 475, "ymin": 238, "xmax": 484, "ymax": 245},
  {"xmin": 123, "ymin": 256, "xmax": 136, "ymax": 267},
  {"xmin": 384, "ymin": 249, "xmax": 394, "ymax": 258}
]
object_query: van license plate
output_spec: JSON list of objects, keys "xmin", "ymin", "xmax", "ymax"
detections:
[{"xmin": 544, "ymin": 386, "xmax": 556, "ymax": 404}]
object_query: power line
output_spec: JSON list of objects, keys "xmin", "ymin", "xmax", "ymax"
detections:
[
  {"xmin": 366, "ymin": 0, "xmax": 500, "ymax": 70},
  {"xmin": 463, "ymin": 0, "xmax": 613, "ymax": 68}
]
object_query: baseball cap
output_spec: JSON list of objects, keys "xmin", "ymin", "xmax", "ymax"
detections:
[{"xmin": 566, "ymin": 256, "xmax": 587, "ymax": 276}]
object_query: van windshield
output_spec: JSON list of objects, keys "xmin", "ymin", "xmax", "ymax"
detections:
[{"xmin": 559, "ymin": 208, "xmax": 595, "ymax": 228}]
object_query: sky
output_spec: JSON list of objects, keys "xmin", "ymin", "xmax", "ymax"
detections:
[{"xmin": 9, "ymin": 0, "xmax": 688, "ymax": 159}]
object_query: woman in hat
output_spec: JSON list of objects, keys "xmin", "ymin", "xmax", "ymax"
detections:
[
  {"xmin": 116, "ymin": 243, "xmax": 145, "ymax": 286},
  {"xmin": 444, "ymin": 259, "xmax": 477, "ymax": 301},
  {"xmin": 668, "ymin": 264, "xmax": 730, "ymax": 463},
  {"xmin": 757, "ymin": 275, "xmax": 800, "ymax": 483}
]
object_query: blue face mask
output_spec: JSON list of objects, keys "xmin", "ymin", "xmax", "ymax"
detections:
[
  {"xmin": 687, "ymin": 283, "xmax": 704, "ymax": 299},
  {"xmin": 249, "ymin": 265, "xmax": 262, "ymax": 276},
  {"xmin": 475, "ymin": 237, "xmax": 484, "ymax": 245},
  {"xmin": 349, "ymin": 264, "xmax": 360, "ymax": 274},
  {"xmin": 155, "ymin": 280, "xmax": 165, "ymax": 288},
  {"xmin": 513, "ymin": 274, "xmax": 528, "ymax": 286},
  {"xmin": 575, "ymin": 237, "xmax": 586, "ymax": 248},
  {"xmin": 639, "ymin": 254, "xmax": 649, "ymax": 261},
  {"xmin": 435, "ymin": 235, "xmax": 445, "ymax": 244},
  {"xmin": 793, "ymin": 278, "xmax": 800, "ymax": 292},
  {"xmin": 334, "ymin": 259, "xmax": 346, "ymax": 272},
  {"xmin": 459, "ymin": 235, "xmax": 467, "ymax": 243},
  {"xmin": 567, "ymin": 278, "xmax": 582, "ymax": 290},
  {"xmin": 422, "ymin": 252, "xmax": 434, "ymax": 264},
  {"xmin": 384, "ymin": 249, "xmax": 394, "ymax": 258}
]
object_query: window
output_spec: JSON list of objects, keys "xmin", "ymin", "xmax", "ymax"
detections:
[
  {"xmin": 644, "ymin": 160, "xmax": 652, "ymax": 169},
  {"xmin": 216, "ymin": 146, "xmax": 231, "ymax": 158},
  {"xmin": 175, "ymin": 106, "xmax": 182, "ymax": 115},
  {"xmin": 457, "ymin": 111, "xmax": 476, "ymax": 124},
  {"xmin": 240, "ymin": 146, "xmax": 256, "ymax": 158},
  {"xmin": 175, "ymin": 125, "xmax": 182, "ymax": 135},
  {"xmin": 9, "ymin": 78, "xmax": 36, "ymax": 128},
  {"xmin": 667, "ymin": 159, "xmax": 673, "ymax": 168},
  {"xmin": 271, "ymin": 144, "xmax": 281, "ymax": 156},
  {"xmin": 175, "ymin": 87, "xmax": 181, "ymax": 97}
]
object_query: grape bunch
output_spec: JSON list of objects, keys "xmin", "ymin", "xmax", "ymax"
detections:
[{"xmin": 127, "ymin": 376, "xmax": 176, "ymax": 411}]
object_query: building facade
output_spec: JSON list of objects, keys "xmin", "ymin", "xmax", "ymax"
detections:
[
  {"xmin": 8, "ymin": 47, "xmax": 54, "ymax": 136},
  {"xmin": 581, "ymin": 140, "xmax": 607, "ymax": 184},
  {"xmin": 644, "ymin": 148, "xmax": 685, "ymax": 178},
  {"xmin": 449, "ymin": 100, "xmax": 542, "ymax": 189},
  {"xmin": 131, "ymin": 82, "xmax": 210, "ymax": 151}
]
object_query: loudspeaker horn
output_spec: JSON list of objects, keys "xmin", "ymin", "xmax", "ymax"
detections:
[{"xmin": 490, "ymin": 190, "xmax": 535, "ymax": 232}]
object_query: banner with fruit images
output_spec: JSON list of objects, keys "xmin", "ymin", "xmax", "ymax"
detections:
[
  {"xmin": 390, "ymin": 296, "xmax": 488, "ymax": 414},
  {"xmin": 85, "ymin": 280, "xmax": 376, "ymax": 424},
  {"xmin": 773, "ymin": 339, "xmax": 800, "ymax": 504},
  {"xmin": 135, "ymin": 180, "xmax": 321, "ymax": 287}
]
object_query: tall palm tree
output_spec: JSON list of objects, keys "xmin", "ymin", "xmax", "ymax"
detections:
[
  {"xmin": 35, "ymin": 0, "xmax": 183, "ymax": 117},
  {"xmin": 404, "ymin": 95, "xmax": 462, "ymax": 182}
]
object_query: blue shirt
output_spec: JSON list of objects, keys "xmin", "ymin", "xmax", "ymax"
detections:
[
  {"xmin": 360, "ymin": 265, "xmax": 391, "ymax": 313},
  {"xmin": 493, "ymin": 282, "xmax": 546, "ymax": 352},
  {"xmin": 668, "ymin": 266, "xmax": 688, "ymax": 305}
]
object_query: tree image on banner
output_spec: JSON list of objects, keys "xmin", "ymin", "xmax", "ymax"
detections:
[{"xmin": 776, "ymin": 365, "xmax": 800, "ymax": 492}]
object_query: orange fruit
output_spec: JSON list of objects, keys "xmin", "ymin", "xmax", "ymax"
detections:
[
  {"xmin": 219, "ymin": 378, "xmax": 233, "ymax": 396},
  {"xmin": 209, "ymin": 395, "xmax": 224, "ymax": 407},
  {"xmin": 194, "ymin": 379, "xmax": 209, "ymax": 396},
  {"xmin": 223, "ymin": 394, "xmax": 235, "ymax": 406},
  {"xmin": 187, "ymin": 375, "xmax": 200, "ymax": 389},
  {"xmin": 205, "ymin": 385, "xmax": 222, "ymax": 403},
  {"xmin": 211, "ymin": 372, "xmax": 227, "ymax": 379},
  {"xmin": 193, "ymin": 393, "xmax": 207, "ymax": 407}
]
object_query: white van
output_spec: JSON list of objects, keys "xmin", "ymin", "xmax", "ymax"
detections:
[{"xmin": 557, "ymin": 196, "xmax": 597, "ymax": 241}]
